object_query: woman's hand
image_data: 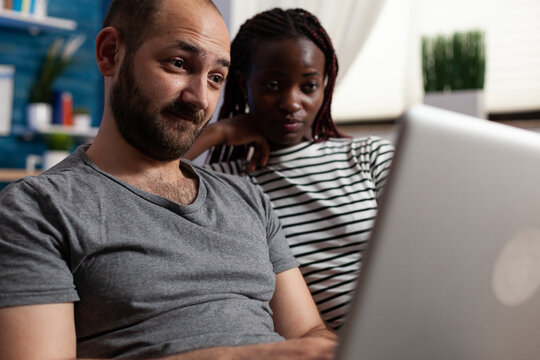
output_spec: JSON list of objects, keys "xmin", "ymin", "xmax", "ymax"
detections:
[
  {"xmin": 184, "ymin": 115, "xmax": 270, "ymax": 172},
  {"xmin": 217, "ymin": 115, "xmax": 270, "ymax": 172}
]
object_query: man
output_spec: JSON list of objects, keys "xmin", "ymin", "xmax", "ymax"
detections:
[{"xmin": 0, "ymin": 1, "xmax": 337, "ymax": 359}]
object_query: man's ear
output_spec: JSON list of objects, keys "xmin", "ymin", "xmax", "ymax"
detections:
[
  {"xmin": 95, "ymin": 27, "xmax": 124, "ymax": 77},
  {"xmin": 235, "ymin": 71, "xmax": 248, "ymax": 101}
]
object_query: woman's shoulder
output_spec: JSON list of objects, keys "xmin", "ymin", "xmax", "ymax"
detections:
[
  {"xmin": 318, "ymin": 136, "xmax": 394, "ymax": 152},
  {"xmin": 191, "ymin": 160, "xmax": 256, "ymax": 190},
  {"xmin": 205, "ymin": 159, "xmax": 248, "ymax": 176},
  {"xmin": 190, "ymin": 161, "xmax": 271, "ymax": 209}
]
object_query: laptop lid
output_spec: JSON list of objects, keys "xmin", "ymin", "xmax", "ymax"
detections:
[{"xmin": 337, "ymin": 105, "xmax": 540, "ymax": 360}]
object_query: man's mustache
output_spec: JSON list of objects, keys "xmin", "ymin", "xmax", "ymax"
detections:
[{"xmin": 163, "ymin": 103, "xmax": 205, "ymax": 124}]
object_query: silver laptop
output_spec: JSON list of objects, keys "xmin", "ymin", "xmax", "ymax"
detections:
[{"xmin": 337, "ymin": 105, "xmax": 540, "ymax": 360}]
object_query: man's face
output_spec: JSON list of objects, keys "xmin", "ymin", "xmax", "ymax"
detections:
[{"xmin": 110, "ymin": 0, "xmax": 230, "ymax": 161}]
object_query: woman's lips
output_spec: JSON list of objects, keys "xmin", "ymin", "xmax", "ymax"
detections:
[
  {"xmin": 282, "ymin": 122, "xmax": 302, "ymax": 132},
  {"xmin": 278, "ymin": 118, "xmax": 302, "ymax": 132}
]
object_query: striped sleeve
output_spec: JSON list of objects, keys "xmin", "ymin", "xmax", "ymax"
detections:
[
  {"xmin": 207, "ymin": 159, "xmax": 246, "ymax": 176},
  {"xmin": 355, "ymin": 137, "xmax": 394, "ymax": 199}
]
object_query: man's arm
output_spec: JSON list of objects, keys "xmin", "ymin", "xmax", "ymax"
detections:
[
  {"xmin": 0, "ymin": 303, "xmax": 77, "ymax": 360},
  {"xmin": 0, "ymin": 269, "xmax": 336, "ymax": 360},
  {"xmin": 166, "ymin": 268, "xmax": 337, "ymax": 360},
  {"xmin": 270, "ymin": 267, "xmax": 337, "ymax": 341}
]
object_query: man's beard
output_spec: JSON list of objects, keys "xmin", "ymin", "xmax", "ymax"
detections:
[{"xmin": 110, "ymin": 58, "xmax": 207, "ymax": 161}]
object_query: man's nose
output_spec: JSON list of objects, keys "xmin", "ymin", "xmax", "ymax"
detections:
[{"xmin": 181, "ymin": 75, "xmax": 209, "ymax": 111}]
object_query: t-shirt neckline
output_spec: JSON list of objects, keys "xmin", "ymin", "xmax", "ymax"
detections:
[{"xmin": 75, "ymin": 144, "xmax": 206, "ymax": 214}]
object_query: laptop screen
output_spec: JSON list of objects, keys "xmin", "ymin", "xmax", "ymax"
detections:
[{"xmin": 336, "ymin": 105, "xmax": 540, "ymax": 360}]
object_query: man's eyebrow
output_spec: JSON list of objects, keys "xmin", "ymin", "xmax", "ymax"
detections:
[
  {"xmin": 174, "ymin": 41, "xmax": 230, "ymax": 68},
  {"xmin": 217, "ymin": 58, "xmax": 231, "ymax": 68},
  {"xmin": 175, "ymin": 41, "xmax": 201, "ymax": 55}
]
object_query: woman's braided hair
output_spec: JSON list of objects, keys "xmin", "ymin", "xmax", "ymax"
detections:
[{"xmin": 209, "ymin": 7, "xmax": 348, "ymax": 163}]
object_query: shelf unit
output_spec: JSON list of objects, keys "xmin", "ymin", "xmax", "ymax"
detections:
[
  {"xmin": 13, "ymin": 124, "xmax": 98, "ymax": 140},
  {"xmin": 0, "ymin": 9, "xmax": 76, "ymax": 34},
  {"xmin": 0, "ymin": 10, "xmax": 87, "ymax": 139},
  {"xmin": 37, "ymin": 124, "xmax": 98, "ymax": 137},
  {"xmin": 0, "ymin": 8, "xmax": 86, "ymax": 183}
]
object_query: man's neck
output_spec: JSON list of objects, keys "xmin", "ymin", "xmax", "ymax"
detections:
[{"xmin": 86, "ymin": 117, "xmax": 198, "ymax": 205}]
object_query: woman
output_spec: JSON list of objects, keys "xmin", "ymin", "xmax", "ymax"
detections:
[{"xmin": 186, "ymin": 8, "xmax": 394, "ymax": 330}]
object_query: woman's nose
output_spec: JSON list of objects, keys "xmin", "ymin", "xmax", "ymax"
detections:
[{"xmin": 278, "ymin": 88, "xmax": 302, "ymax": 114}]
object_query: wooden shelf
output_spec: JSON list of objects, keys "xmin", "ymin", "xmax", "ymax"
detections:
[
  {"xmin": 0, "ymin": 9, "xmax": 76, "ymax": 34},
  {"xmin": 37, "ymin": 124, "xmax": 98, "ymax": 137},
  {"xmin": 0, "ymin": 168, "xmax": 40, "ymax": 182},
  {"xmin": 13, "ymin": 124, "xmax": 98, "ymax": 139}
]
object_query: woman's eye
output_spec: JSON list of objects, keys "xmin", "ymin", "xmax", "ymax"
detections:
[
  {"xmin": 303, "ymin": 82, "xmax": 320, "ymax": 93},
  {"xmin": 265, "ymin": 81, "xmax": 279, "ymax": 91}
]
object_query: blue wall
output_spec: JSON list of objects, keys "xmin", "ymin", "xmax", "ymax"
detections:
[{"xmin": 0, "ymin": 0, "xmax": 106, "ymax": 174}]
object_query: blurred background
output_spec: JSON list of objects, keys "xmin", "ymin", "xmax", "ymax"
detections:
[{"xmin": 1, "ymin": 0, "xmax": 539, "ymax": 187}]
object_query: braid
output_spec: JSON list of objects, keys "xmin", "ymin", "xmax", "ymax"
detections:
[{"xmin": 210, "ymin": 8, "xmax": 348, "ymax": 163}]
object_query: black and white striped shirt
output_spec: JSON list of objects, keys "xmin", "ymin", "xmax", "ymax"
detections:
[{"xmin": 208, "ymin": 137, "xmax": 394, "ymax": 329}]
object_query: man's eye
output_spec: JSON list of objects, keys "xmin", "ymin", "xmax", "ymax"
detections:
[
  {"xmin": 210, "ymin": 74, "xmax": 224, "ymax": 85},
  {"xmin": 172, "ymin": 59, "xmax": 184, "ymax": 68}
]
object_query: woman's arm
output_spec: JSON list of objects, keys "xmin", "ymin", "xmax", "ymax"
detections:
[{"xmin": 185, "ymin": 115, "xmax": 270, "ymax": 171}]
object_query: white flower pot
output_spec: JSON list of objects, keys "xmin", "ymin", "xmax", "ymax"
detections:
[
  {"xmin": 423, "ymin": 89, "xmax": 486, "ymax": 119},
  {"xmin": 73, "ymin": 113, "xmax": 92, "ymax": 131},
  {"xmin": 27, "ymin": 102, "xmax": 52, "ymax": 131}
]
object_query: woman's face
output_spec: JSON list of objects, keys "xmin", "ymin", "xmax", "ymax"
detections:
[{"xmin": 240, "ymin": 37, "xmax": 326, "ymax": 150}]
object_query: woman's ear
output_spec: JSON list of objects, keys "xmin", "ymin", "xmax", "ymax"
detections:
[{"xmin": 95, "ymin": 27, "xmax": 123, "ymax": 77}]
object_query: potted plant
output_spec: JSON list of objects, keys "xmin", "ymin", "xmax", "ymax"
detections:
[
  {"xmin": 422, "ymin": 30, "xmax": 486, "ymax": 118},
  {"xmin": 43, "ymin": 132, "xmax": 74, "ymax": 170},
  {"xmin": 27, "ymin": 35, "xmax": 86, "ymax": 131},
  {"xmin": 72, "ymin": 107, "xmax": 92, "ymax": 131}
]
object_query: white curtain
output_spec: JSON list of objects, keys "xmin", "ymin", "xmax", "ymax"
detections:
[
  {"xmin": 227, "ymin": 0, "xmax": 387, "ymax": 84},
  {"xmin": 332, "ymin": 0, "xmax": 421, "ymax": 121}
]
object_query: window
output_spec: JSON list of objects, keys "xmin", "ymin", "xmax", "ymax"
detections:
[{"xmin": 332, "ymin": 0, "xmax": 540, "ymax": 121}]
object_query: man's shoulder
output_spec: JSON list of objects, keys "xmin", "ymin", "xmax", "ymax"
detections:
[
  {"xmin": 192, "ymin": 162, "xmax": 255, "ymax": 191},
  {"xmin": 1, "ymin": 149, "xmax": 100, "ymax": 205}
]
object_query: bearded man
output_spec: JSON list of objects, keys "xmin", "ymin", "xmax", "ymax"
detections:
[{"xmin": 0, "ymin": 1, "xmax": 336, "ymax": 359}]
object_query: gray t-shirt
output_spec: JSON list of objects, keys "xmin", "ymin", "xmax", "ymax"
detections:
[{"xmin": 0, "ymin": 145, "xmax": 298, "ymax": 359}]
